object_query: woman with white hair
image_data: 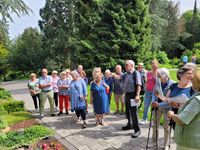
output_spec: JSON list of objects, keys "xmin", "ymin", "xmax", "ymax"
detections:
[
  {"xmin": 151, "ymin": 68, "xmax": 174, "ymax": 149},
  {"xmin": 90, "ymin": 67, "xmax": 109, "ymax": 125},
  {"xmin": 69, "ymin": 70, "xmax": 87, "ymax": 129}
]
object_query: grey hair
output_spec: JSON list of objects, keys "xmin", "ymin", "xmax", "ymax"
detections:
[
  {"xmin": 71, "ymin": 70, "xmax": 80, "ymax": 78},
  {"xmin": 158, "ymin": 68, "xmax": 170, "ymax": 79},
  {"xmin": 184, "ymin": 62, "xmax": 197, "ymax": 72},
  {"xmin": 126, "ymin": 60, "xmax": 135, "ymax": 67},
  {"xmin": 177, "ymin": 66, "xmax": 193, "ymax": 80}
]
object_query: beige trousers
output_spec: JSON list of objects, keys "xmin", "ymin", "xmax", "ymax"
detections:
[
  {"xmin": 39, "ymin": 90, "xmax": 54, "ymax": 115},
  {"xmin": 152, "ymin": 108, "xmax": 170, "ymax": 146}
]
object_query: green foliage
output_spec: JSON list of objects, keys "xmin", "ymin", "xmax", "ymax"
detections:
[
  {"xmin": 171, "ymin": 57, "xmax": 180, "ymax": 66},
  {"xmin": 9, "ymin": 27, "xmax": 45, "ymax": 73},
  {"xmin": 0, "ymin": 0, "xmax": 31, "ymax": 22},
  {"xmin": 2, "ymin": 112, "xmax": 32, "ymax": 125},
  {"xmin": 0, "ymin": 105, "xmax": 7, "ymax": 115},
  {"xmin": 0, "ymin": 89, "xmax": 11, "ymax": 100},
  {"xmin": 0, "ymin": 117, "xmax": 8, "ymax": 129},
  {"xmin": 0, "ymin": 125, "xmax": 53, "ymax": 149},
  {"xmin": 153, "ymin": 50, "xmax": 169, "ymax": 64},
  {"xmin": 2, "ymin": 101, "xmax": 25, "ymax": 114}
]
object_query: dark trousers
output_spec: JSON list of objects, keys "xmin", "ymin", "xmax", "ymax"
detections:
[
  {"xmin": 75, "ymin": 109, "xmax": 86, "ymax": 121},
  {"xmin": 31, "ymin": 94, "xmax": 40, "ymax": 109},
  {"xmin": 125, "ymin": 92, "xmax": 140, "ymax": 132},
  {"xmin": 54, "ymin": 92, "xmax": 58, "ymax": 107}
]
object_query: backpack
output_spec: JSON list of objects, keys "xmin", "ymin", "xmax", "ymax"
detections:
[{"xmin": 132, "ymin": 71, "xmax": 145, "ymax": 95}]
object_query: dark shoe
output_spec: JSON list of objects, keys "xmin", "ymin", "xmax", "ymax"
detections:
[
  {"xmin": 66, "ymin": 111, "xmax": 69, "ymax": 115},
  {"xmin": 131, "ymin": 130, "xmax": 141, "ymax": 138},
  {"xmin": 122, "ymin": 125, "xmax": 132, "ymax": 130},
  {"xmin": 51, "ymin": 114, "xmax": 56, "ymax": 117},
  {"xmin": 82, "ymin": 122, "xmax": 87, "ymax": 129},
  {"xmin": 57, "ymin": 112, "xmax": 63, "ymax": 116},
  {"xmin": 114, "ymin": 110, "xmax": 119, "ymax": 115},
  {"xmin": 119, "ymin": 111, "xmax": 125, "ymax": 115}
]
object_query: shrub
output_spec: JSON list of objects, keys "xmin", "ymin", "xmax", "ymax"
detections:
[
  {"xmin": 0, "ymin": 117, "xmax": 8, "ymax": 129},
  {"xmin": 0, "ymin": 125, "xmax": 53, "ymax": 149},
  {"xmin": 0, "ymin": 89, "xmax": 12, "ymax": 100},
  {"xmin": 2, "ymin": 101, "xmax": 25, "ymax": 113},
  {"xmin": 171, "ymin": 57, "xmax": 180, "ymax": 66},
  {"xmin": 0, "ymin": 105, "xmax": 7, "ymax": 115}
]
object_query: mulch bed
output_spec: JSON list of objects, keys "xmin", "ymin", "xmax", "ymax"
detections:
[
  {"xmin": 9, "ymin": 119, "xmax": 39, "ymax": 131},
  {"xmin": 9, "ymin": 119, "xmax": 68, "ymax": 150}
]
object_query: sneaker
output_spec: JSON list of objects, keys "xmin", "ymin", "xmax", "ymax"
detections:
[
  {"xmin": 57, "ymin": 112, "xmax": 63, "ymax": 116},
  {"xmin": 131, "ymin": 130, "xmax": 141, "ymax": 138},
  {"xmin": 139, "ymin": 119, "xmax": 148, "ymax": 125},
  {"xmin": 114, "ymin": 110, "xmax": 119, "ymax": 115},
  {"xmin": 39, "ymin": 114, "xmax": 44, "ymax": 119},
  {"xmin": 82, "ymin": 122, "xmax": 87, "ymax": 129},
  {"xmin": 122, "ymin": 125, "xmax": 132, "ymax": 130}
]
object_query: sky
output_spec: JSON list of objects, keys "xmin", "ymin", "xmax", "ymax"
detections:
[{"xmin": 8, "ymin": 0, "xmax": 199, "ymax": 39}]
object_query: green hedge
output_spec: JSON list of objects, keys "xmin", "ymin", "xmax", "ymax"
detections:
[
  {"xmin": 0, "ymin": 125, "xmax": 54, "ymax": 149},
  {"xmin": 2, "ymin": 101, "xmax": 25, "ymax": 114},
  {"xmin": 0, "ymin": 117, "xmax": 8, "ymax": 129},
  {"xmin": 0, "ymin": 89, "xmax": 12, "ymax": 100}
]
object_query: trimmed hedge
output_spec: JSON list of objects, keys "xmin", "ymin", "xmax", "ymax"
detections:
[{"xmin": 2, "ymin": 101, "xmax": 25, "ymax": 114}]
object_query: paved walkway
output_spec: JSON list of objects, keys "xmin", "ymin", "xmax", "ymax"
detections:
[{"xmin": 1, "ymin": 80, "xmax": 176, "ymax": 150}]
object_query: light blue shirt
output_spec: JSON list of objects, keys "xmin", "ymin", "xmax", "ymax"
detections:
[{"xmin": 39, "ymin": 75, "xmax": 53, "ymax": 91}]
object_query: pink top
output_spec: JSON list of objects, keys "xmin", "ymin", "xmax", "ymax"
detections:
[
  {"xmin": 52, "ymin": 76, "xmax": 59, "ymax": 93},
  {"xmin": 146, "ymin": 72, "xmax": 156, "ymax": 92}
]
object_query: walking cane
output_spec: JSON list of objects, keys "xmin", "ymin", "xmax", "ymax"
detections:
[
  {"xmin": 155, "ymin": 107, "xmax": 158, "ymax": 150},
  {"xmin": 168, "ymin": 121, "xmax": 173, "ymax": 150},
  {"xmin": 146, "ymin": 108, "xmax": 153, "ymax": 150}
]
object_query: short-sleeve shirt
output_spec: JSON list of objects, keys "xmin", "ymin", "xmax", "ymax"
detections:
[
  {"xmin": 113, "ymin": 73, "xmax": 124, "ymax": 95},
  {"xmin": 146, "ymin": 72, "xmax": 156, "ymax": 92},
  {"xmin": 52, "ymin": 76, "xmax": 59, "ymax": 93},
  {"xmin": 27, "ymin": 79, "xmax": 41, "ymax": 95},
  {"xmin": 121, "ymin": 70, "xmax": 142, "ymax": 93},
  {"xmin": 39, "ymin": 75, "xmax": 53, "ymax": 91},
  {"xmin": 57, "ymin": 78, "xmax": 71, "ymax": 95}
]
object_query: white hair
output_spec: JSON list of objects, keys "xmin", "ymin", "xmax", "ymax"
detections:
[
  {"xmin": 71, "ymin": 70, "xmax": 80, "ymax": 78},
  {"xmin": 105, "ymin": 69, "xmax": 111, "ymax": 74},
  {"xmin": 126, "ymin": 60, "xmax": 135, "ymax": 67},
  {"xmin": 158, "ymin": 68, "xmax": 170, "ymax": 79}
]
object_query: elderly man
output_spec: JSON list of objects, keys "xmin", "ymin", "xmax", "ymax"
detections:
[
  {"xmin": 39, "ymin": 68, "xmax": 55, "ymax": 118},
  {"xmin": 113, "ymin": 60, "xmax": 142, "ymax": 138},
  {"xmin": 113, "ymin": 65, "xmax": 125, "ymax": 115}
]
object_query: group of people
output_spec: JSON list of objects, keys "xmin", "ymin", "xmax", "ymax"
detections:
[{"xmin": 27, "ymin": 60, "xmax": 200, "ymax": 150}]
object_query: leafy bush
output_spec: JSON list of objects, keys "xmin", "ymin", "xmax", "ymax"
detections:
[
  {"xmin": 171, "ymin": 57, "xmax": 180, "ymax": 66},
  {"xmin": 2, "ymin": 101, "xmax": 25, "ymax": 113},
  {"xmin": 0, "ymin": 105, "xmax": 7, "ymax": 115},
  {"xmin": 0, "ymin": 89, "xmax": 12, "ymax": 100},
  {"xmin": 2, "ymin": 112, "xmax": 32, "ymax": 125},
  {"xmin": 0, "ymin": 125, "xmax": 53, "ymax": 149},
  {"xmin": 0, "ymin": 117, "xmax": 8, "ymax": 129},
  {"xmin": 153, "ymin": 50, "xmax": 170, "ymax": 64}
]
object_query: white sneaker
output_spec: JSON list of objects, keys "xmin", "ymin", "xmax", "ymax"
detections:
[{"xmin": 139, "ymin": 119, "xmax": 148, "ymax": 125}]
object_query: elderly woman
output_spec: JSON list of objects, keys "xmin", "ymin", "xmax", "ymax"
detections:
[
  {"xmin": 69, "ymin": 71, "xmax": 87, "ymax": 129},
  {"xmin": 151, "ymin": 68, "xmax": 174, "ymax": 149},
  {"xmin": 57, "ymin": 71, "xmax": 71, "ymax": 116},
  {"xmin": 168, "ymin": 70, "xmax": 200, "ymax": 150},
  {"xmin": 52, "ymin": 70, "xmax": 59, "ymax": 109},
  {"xmin": 90, "ymin": 67, "xmax": 109, "ymax": 125},
  {"xmin": 27, "ymin": 73, "xmax": 41, "ymax": 111}
]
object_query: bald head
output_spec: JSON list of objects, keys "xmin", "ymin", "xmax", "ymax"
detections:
[{"xmin": 115, "ymin": 65, "xmax": 122, "ymax": 74}]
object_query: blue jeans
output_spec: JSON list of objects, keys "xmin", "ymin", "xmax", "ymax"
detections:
[{"xmin": 142, "ymin": 90, "xmax": 153, "ymax": 120}]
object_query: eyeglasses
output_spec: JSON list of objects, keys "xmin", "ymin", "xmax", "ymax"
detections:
[{"xmin": 125, "ymin": 64, "xmax": 129, "ymax": 66}]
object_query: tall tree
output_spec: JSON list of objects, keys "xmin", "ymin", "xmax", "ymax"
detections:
[
  {"xmin": 74, "ymin": 0, "xmax": 152, "ymax": 70},
  {"xmin": 185, "ymin": 0, "xmax": 200, "ymax": 49},
  {"xmin": 39, "ymin": 0, "xmax": 76, "ymax": 70},
  {"xmin": 161, "ymin": 1, "xmax": 183, "ymax": 57},
  {"xmin": 9, "ymin": 27, "xmax": 45, "ymax": 73}
]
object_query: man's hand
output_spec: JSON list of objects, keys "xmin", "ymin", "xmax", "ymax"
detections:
[
  {"xmin": 167, "ymin": 111, "xmax": 174, "ymax": 119},
  {"xmin": 135, "ymin": 95, "xmax": 140, "ymax": 103},
  {"xmin": 151, "ymin": 102, "xmax": 159, "ymax": 108},
  {"xmin": 169, "ymin": 101, "xmax": 179, "ymax": 108}
]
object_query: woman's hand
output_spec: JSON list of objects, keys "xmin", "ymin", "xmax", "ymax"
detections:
[{"xmin": 169, "ymin": 101, "xmax": 179, "ymax": 108}]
